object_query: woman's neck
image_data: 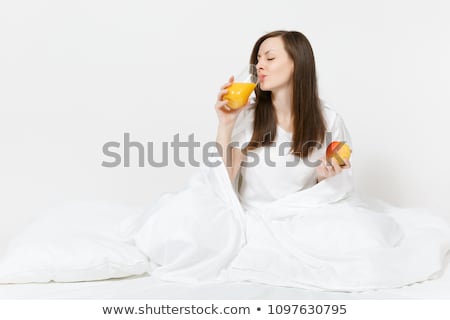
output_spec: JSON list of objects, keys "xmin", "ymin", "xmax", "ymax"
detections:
[{"xmin": 272, "ymin": 87, "xmax": 293, "ymax": 128}]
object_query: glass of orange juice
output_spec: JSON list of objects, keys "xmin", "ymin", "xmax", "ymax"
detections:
[{"xmin": 223, "ymin": 64, "xmax": 258, "ymax": 110}]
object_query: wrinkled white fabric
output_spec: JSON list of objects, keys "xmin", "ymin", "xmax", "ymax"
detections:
[{"xmin": 133, "ymin": 104, "xmax": 450, "ymax": 291}]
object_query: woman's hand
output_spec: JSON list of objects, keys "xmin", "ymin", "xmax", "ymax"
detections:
[
  {"xmin": 316, "ymin": 157, "xmax": 351, "ymax": 183},
  {"xmin": 215, "ymin": 76, "xmax": 249, "ymax": 128}
]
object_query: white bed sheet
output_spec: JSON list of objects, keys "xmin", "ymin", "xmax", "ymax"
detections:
[{"xmin": 1, "ymin": 261, "xmax": 449, "ymax": 300}]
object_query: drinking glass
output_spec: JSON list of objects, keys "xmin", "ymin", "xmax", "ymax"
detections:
[{"xmin": 223, "ymin": 64, "xmax": 258, "ymax": 110}]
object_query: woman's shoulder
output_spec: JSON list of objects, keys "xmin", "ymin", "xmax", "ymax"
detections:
[
  {"xmin": 319, "ymin": 99, "xmax": 352, "ymax": 145},
  {"xmin": 320, "ymin": 99, "xmax": 346, "ymax": 131}
]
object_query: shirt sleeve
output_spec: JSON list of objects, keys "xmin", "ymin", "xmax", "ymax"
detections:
[
  {"xmin": 230, "ymin": 105, "xmax": 254, "ymax": 149},
  {"xmin": 328, "ymin": 113, "xmax": 353, "ymax": 150}
]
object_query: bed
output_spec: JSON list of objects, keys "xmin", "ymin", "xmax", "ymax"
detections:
[
  {"xmin": 1, "ymin": 259, "xmax": 449, "ymax": 300},
  {"xmin": 1, "ymin": 198, "xmax": 450, "ymax": 300}
]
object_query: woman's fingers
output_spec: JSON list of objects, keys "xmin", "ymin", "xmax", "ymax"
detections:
[
  {"xmin": 219, "ymin": 76, "xmax": 234, "ymax": 90},
  {"xmin": 331, "ymin": 158, "xmax": 342, "ymax": 174},
  {"xmin": 317, "ymin": 158, "xmax": 336, "ymax": 178},
  {"xmin": 325, "ymin": 163, "xmax": 335, "ymax": 176},
  {"xmin": 217, "ymin": 88, "xmax": 228, "ymax": 100},
  {"xmin": 215, "ymin": 100, "xmax": 229, "ymax": 111},
  {"xmin": 219, "ymin": 82, "xmax": 231, "ymax": 91},
  {"xmin": 217, "ymin": 76, "xmax": 235, "ymax": 103},
  {"xmin": 221, "ymin": 105, "xmax": 232, "ymax": 112},
  {"xmin": 317, "ymin": 158, "xmax": 329, "ymax": 178},
  {"xmin": 316, "ymin": 156, "xmax": 351, "ymax": 182},
  {"xmin": 341, "ymin": 159, "xmax": 351, "ymax": 169}
]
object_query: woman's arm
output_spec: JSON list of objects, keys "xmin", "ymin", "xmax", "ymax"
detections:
[
  {"xmin": 215, "ymin": 76, "xmax": 247, "ymax": 183},
  {"xmin": 216, "ymin": 124, "xmax": 245, "ymax": 182},
  {"xmin": 316, "ymin": 110, "xmax": 352, "ymax": 183}
]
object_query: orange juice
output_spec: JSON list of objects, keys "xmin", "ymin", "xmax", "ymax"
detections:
[{"xmin": 223, "ymin": 82, "xmax": 257, "ymax": 110}]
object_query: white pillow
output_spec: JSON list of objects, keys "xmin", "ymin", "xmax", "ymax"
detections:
[{"xmin": 0, "ymin": 201, "xmax": 151, "ymax": 284}]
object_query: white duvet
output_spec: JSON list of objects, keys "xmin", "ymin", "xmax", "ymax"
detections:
[
  {"xmin": 1, "ymin": 106, "xmax": 450, "ymax": 292},
  {"xmin": 1, "ymin": 149, "xmax": 449, "ymax": 291},
  {"xmin": 132, "ymin": 155, "xmax": 450, "ymax": 291},
  {"xmin": 132, "ymin": 105, "xmax": 450, "ymax": 291}
]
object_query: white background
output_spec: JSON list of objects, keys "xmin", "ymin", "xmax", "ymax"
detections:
[{"xmin": 1, "ymin": 0, "xmax": 449, "ymax": 253}]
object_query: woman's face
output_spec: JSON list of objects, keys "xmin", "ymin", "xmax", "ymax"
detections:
[{"xmin": 256, "ymin": 36, "xmax": 294, "ymax": 92}]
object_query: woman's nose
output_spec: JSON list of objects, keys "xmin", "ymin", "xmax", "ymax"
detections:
[{"xmin": 256, "ymin": 61, "xmax": 264, "ymax": 72}]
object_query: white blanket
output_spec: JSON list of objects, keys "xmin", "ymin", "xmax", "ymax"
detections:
[
  {"xmin": 1, "ymin": 140, "xmax": 449, "ymax": 291},
  {"xmin": 133, "ymin": 154, "xmax": 450, "ymax": 292}
]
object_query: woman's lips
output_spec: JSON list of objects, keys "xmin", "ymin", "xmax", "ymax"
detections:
[{"xmin": 258, "ymin": 75, "xmax": 266, "ymax": 82}]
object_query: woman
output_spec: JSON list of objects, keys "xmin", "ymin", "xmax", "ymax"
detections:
[
  {"xmin": 215, "ymin": 30, "xmax": 352, "ymax": 211},
  {"xmin": 132, "ymin": 31, "xmax": 450, "ymax": 291}
]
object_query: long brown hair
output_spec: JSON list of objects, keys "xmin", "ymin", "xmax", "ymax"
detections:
[{"xmin": 245, "ymin": 30, "xmax": 326, "ymax": 159}]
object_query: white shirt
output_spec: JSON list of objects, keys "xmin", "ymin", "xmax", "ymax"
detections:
[{"xmin": 231, "ymin": 102, "xmax": 352, "ymax": 211}]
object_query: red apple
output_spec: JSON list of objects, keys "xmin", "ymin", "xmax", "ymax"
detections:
[{"xmin": 326, "ymin": 141, "xmax": 351, "ymax": 166}]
